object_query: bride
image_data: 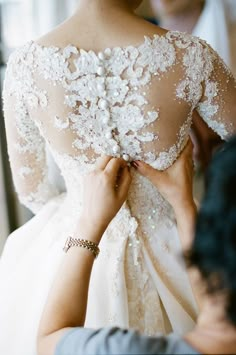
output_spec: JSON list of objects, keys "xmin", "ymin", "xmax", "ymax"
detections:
[{"xmin": 1, "ymin": 0, "xmax": 236, "ymax": 354}]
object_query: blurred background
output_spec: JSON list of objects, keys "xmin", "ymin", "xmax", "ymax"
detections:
[{"xmin": 0, "ymin": 0, "xmax": 236, "ymax": 253}]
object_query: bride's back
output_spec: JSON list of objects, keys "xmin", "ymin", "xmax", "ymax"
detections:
[
  {"xmin": 33, "ymin": 11, "xmax": 190, "ymax": 164},
  {"xmin": 3, "ymin": 0, "xmax": 236, "ymax": 212},
  {"xmin": 2, "ymin": 2, "xmax": 236, "ymax": 341}
]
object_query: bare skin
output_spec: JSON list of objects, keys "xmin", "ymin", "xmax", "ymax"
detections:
[
  {"xmin": 133, "ymin": 141, "xmax": 197, "ymax": 251},
  {"xmin": 37, "ymin": 157, "xmax": 132, "ymax": 355},
  {"xmin": 36, "ymin": 0, "xmax": 167, "ymax": 51},
  {"xmin": 134, "ymin": 143, "xmax": 236, "ymax": 354},
  {"xmin": 38, "ymin": 141, "xmax": 236, "ymax": 355},
  {"xmin": 34, "ymin": 0, "xmax": 235, "ymax": 171},
  {"xmin": 36, "ymin": 1, "xmax": 236, "ymax": 354}
]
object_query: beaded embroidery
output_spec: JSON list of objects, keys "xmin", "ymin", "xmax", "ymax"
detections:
[
  {"xmin": 3, "ymin": 30, "xmax": 235, "ymax": 209},
  {"xmin": 3, "ymin": 30, "xmax": 236, "ymax": 210},
  {"xmin": 3, "ymin": 29, "xmax": 236, "ymax": 335}
]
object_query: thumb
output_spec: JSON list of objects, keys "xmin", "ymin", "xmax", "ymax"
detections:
[{"xmin": 133, "ymin": 161, "xmax": 162, "ymax": 185}]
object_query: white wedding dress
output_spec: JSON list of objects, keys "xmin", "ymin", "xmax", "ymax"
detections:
[{"xmin": 1, "ymin": 30, "xmax": 236, "ymax": 355}]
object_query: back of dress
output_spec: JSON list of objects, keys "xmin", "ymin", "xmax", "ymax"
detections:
[
  {"xmin": 1, "ymin": 30, "xmax": 236, "ymax": 353},
  {"xmin": 3, "ymin": 31, "xmax": 236, "ymax": 212}
]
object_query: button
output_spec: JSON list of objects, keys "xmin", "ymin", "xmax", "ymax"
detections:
[
  {"xmin": 123, "ymin": 154, "xmax": 130, "ymax": 162},
  {"xmin": 98, "ymin": 52, "xmax": 105, "ymax": 60},
  {"xmin": 113, "ymin": 90, "xmax": 119, "ymax": 97},
  {"xmin": 97, "ymin": 67, "xmax": 105, "ymax": 76},
  {"xmin": 102, "ymin": 114, "xmax": 110, "ymax": 124},
  {"xmin": 105, "ymin": 131, "xmax": 113, "ymax": 139},
  {"xmin": 112, "ymin": 145, "xmax": 121, "ymax": 154},
  {"xmin": 98, "ymin": 99, "xmax": 109, "ymax": 110},
  {"xmin": 104, "ymin": 48, "xmax": 112, "ymax": 58}
]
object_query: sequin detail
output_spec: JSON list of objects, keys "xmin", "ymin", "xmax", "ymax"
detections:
[{"xmin": 3, "ymin": 30, "xmax": 236, "ymax": 335}]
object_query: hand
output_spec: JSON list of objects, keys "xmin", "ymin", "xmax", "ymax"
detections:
[
  {"xmin": 133, "ymin": 140, "xmax": 195, "ymax": 213},
  {"xmin": 78, "ymin": 157, "xmax": 132, "ymax": 242}
]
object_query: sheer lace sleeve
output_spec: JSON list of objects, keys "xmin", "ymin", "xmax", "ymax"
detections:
[
  {"xmin": 3, "ymin": 46, "xmax": 59, "ymax": 214},
  {"xmin": 195, "ymin": 42, "xmax": 236, "ymax": 139}
]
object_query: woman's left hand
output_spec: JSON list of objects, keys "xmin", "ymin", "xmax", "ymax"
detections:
[
  {"xmin": 133, "ymin": 140, "xmax": 195, "ymax": 214},
  {"xmin": 78, "ymin": 156, "xmax": 132, "ymax": 243}
]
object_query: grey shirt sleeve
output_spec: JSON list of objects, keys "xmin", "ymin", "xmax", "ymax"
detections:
[{"xmin": 55, "ymin": 327, "xmax": 200, "ymax": 355}]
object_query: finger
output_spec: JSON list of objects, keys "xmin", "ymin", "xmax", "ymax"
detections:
[
  {"xmin": 105, "ymin": 158, "xmax": 128, "ymax": 182},
  {"xmin": 133, "ymin": 160, "xmax": 161, "ymax": 185},
  {"xmin": 117, "ymin": 166, "xmax": 132, "ymax": 199},
  {"xmin": 95, "ymin": 156, "xmax": 112, "ymax": 170}
]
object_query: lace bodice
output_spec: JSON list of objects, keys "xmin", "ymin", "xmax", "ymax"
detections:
[{"xmin": 3, "ymin": 31, "xmax": 236, "ymax": 213}]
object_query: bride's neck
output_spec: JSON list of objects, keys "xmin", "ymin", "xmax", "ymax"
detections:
[
  {"xmin": 72, "ymin": 0, "xmax": 139, "ymax": 29},
  {"xmin": 76, "ymin": 0, "xmax": 133, "ymax": 13}
]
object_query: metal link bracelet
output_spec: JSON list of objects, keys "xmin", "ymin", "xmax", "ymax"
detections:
[{"xmin": 63, "ymin": 237, "xmax": 100, "ymax": 259}]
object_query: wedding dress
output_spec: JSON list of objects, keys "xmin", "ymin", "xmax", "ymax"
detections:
[{"xmin": 1, "ymin": 30, "xmax": 236, "ymax": 355}]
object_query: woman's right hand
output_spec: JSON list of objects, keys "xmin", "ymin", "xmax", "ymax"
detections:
[
  {"xmin": 77, "ymin": 156, "xmax": 131, "ymax": 244},
  {"xmin": 133, "ymin": 140, "xmax": 195, "ymax": 213}
]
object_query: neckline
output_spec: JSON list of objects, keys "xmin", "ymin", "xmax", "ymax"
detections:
[{"xmin": 30, "ymin": 30, "xmax": 180, "ymax": 58}]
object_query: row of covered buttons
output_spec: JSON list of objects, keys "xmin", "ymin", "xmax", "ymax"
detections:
[{"xmin": 96, "ymin": 48, "xmax": 129, "ymax": 162}]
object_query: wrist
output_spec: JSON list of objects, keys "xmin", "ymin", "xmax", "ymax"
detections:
[
  {"xmin": 173, "ymin": 199, "xmax": 197, "ymax": 219},
  {"xmin": 171, "ymin": 191, "xmax": 195, "ymax": 213},
  {"xmin": 174, "ymin": 202, "xmax": 197, "ymax": 227},
  {"xmin": 74, "ymin": 216, "xmax": 107, "ymax": 244},
  {"xmin": 174, "ymin": 202, "xmax": 197, "ymax": 251}
]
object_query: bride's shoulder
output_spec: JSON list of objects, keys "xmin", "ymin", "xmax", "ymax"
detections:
[
  {"xmin": 5, "ymin": 27, "xmax": 64, "ymax": 71},
  {"xmin": 33, "ymin": 25, "xmax": 68, "ymax": 49},
  {"xmin": 5, "ymin": 41, "xmax": 35, "ymax": 74},
  {"xmin": 164, "ymin": 30, "xmax": 213, "ymax": 51},
  {"xmin": 163, "ymin": 31, "xmax": 219, "ymax": 66}
]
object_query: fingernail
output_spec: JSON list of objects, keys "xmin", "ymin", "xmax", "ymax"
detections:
[{"xmin": 132, "ymin": 161, "xmax": 139, "ymax": 168}]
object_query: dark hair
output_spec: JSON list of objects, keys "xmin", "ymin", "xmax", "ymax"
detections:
[{"xmin": 187, "ymin": 136, "xmax": 236, "ymax": 325}]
